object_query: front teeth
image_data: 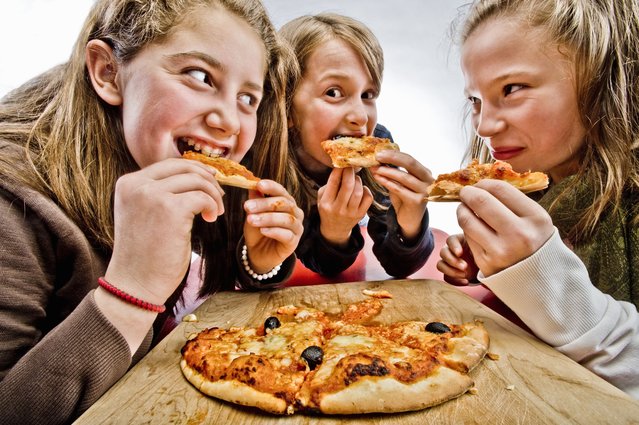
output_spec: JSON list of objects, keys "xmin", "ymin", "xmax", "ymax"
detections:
[{"xmin": 182, "ymin": 138, "xmax": 224, "ymax": 157}]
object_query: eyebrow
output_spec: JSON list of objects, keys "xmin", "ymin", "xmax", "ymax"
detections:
[
  {"xmin": 166, "ymin": 51, "xmax": 263, "ymax": 92},
  {"xmin": 318, "ymin": 71, "xmax": 353, "ymax": 81}
]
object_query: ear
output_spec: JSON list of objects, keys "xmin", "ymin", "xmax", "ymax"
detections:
[{"xmin": 86, "ymin": 39, "xmax": 123, "ymax": 106}]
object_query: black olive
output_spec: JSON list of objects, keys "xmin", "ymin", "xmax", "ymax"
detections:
[
  {"xmin": 425, "ymin": 322, "xmax": 451, "ymax": 334},
  {"xmin": 301, "ymin": 346, "xmax": 324, "ymax": 370},
  {"xmin": 264, "ymin": 316, "xmax": 281, "ymax": 331}
]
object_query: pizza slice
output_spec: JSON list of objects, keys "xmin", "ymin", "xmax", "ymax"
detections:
[
  {"xmin": 182, "ymin": 150, "xmax": 261, "ymax": 190},
  {"xmin": 321, "ymin": 136, "xmax": 399, "ymax": 168},
  {"xmin": 427, "ymin": 159, "xmax": 549, "ymax": 201}
]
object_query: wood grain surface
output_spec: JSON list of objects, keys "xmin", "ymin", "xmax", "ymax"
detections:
[{"xmin": 74, "ymin": 280, "xmax": 639, "ymax": 425}]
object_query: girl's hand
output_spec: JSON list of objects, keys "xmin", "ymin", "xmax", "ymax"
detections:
[
  {"xmin": 437, "ymin": 234, "xmax": 480, "ymax": 286},
  {"xmin": 105, "ymin": 158, "xmax": 225, "ymax": 305},
  {"xmin": 243, "ymin": 180, "xmax": 304, "ymax": 273},
  {"xmin": 457, "ymin": 179, "xmax": 554, "ymax": 277},
  {"xmin": 371, "ymin": 150, "xmax": 434, "ymax": 240},
  {"xmin": 317, "ymin": 167, "xmax": 373, "ymax": 247}
]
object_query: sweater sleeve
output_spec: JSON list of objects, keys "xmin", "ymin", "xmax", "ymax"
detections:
[
  {"xmin": 0, "ymin": 187, "xmax": 151, "ymax": 424},
  {"xmin": 295, "ymin": 207, "xmax": 364, "ymax": 276},
  {"xmin": 0, "ymin": 293, "xmax": 140, "ymax": 424},
  {"xmin": 367, "ymin": 204, "xmax": 434, "ymax": 278},
  {"xmin": 480, "ymin": 228, "xmax": 639, "ymax": 398}
]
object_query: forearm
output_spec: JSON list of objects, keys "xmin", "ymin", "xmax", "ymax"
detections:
[
  {"xmin": 0, "ymin": 292, "xmax": 143, "ymax": 424},
  {"xmin": 480, "ymin": 229, "xmax": 639, "ymax": 398},
  {"xmin": 296, "ymin": 214, "xmax": 363, "ymax": 276},
  {"xmin": 369, "ymin": 207, "xmax": 433, "ymax": 277}
]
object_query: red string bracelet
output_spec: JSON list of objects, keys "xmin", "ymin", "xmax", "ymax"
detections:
[{"xmin": 97, "ymin": 277, "xmax": 166, "ymax": 313}]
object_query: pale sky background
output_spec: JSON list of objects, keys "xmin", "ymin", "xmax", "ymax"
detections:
[{"xmin": 0, "ymin": 0, "xmax": 470, "ymax": 235}]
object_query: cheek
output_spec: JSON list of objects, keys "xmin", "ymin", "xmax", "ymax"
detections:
[{"xmin": 235, "ymin": 117, "xmax": 258, "ymax": 159}]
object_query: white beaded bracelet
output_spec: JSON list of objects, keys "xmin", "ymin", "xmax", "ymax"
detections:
[{"xmin": 241, "ymin": 245, "xmax": 282, "ymax": 281}]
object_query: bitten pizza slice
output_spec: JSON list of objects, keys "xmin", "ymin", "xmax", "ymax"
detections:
[
  {"xmin": 182, "ymin": 150, "xmax": 261, "ymax": 190},
  {"xmin": 321, "ymin": 136, "xmax": 399, "ymax": 168},
  {"xmin": 426, "ymin": 159, "xmax": 548, "ymax": 201}
]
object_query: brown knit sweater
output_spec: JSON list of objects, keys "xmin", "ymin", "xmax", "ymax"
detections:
[
  {"xmin": 0, "ymin": 164, "xmax": 152, "ymax": 424},
  {"xmin": 537, "ymin": 176, "xmax": 638, "ymax": 307}
]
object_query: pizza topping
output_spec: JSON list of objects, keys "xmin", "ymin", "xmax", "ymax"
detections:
[
  {"xmin": 301, "ymin": 346, "xmax": 324, "ymax": 370},
  {"xmin": 264, "ymin": 316, "xmax": 281, "ymax": 331},
  {"xmin": 425, "ymin": 322, "xmax": 451, "ymax": 334}
]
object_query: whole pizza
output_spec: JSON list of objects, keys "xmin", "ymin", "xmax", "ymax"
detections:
[{"xmin": 180, "ymin": 295, "xmax": 489, "ymax": 415}]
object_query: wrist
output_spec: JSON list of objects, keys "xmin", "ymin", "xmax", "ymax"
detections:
[
  {"xmin": 94, "ymin": 287, "xmax": 157, "ymax": 355},
  {"xmin": 98, "ymin": 277, "xmax": 166, "ymax": 313},
  {"xmin": 320, "ymin": 227, "xmax": 351, "ymax": 248},
  {"xmin": 241, "ymin": 245, "xmax": 282, "ymax": 281}
]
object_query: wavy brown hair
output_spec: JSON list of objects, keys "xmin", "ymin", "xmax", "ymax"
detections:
[
  {"xmin": 0, "ymin": 0, "xmax": 294, "ymax": 294},
  {"xmin": 279, "ymin": 13, "xmax": 389, "ymax": 215},
  {"xmin": 459, "ymin": 0, "xmax": 639, "ymax": 243}
]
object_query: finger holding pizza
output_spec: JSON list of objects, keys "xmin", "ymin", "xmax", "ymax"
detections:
[
  {"xmin": 317, "ymin": 167, "xmax": 374, "ymax": 247},
  {"xmin": 371, "ymin": 149, "xmax": 434, "ymax": 241},
  {"xmin": 437, "ymin": 233, "xmax": 480, "ymax": 286},
  {"xmin": 106, "ymin": 158, "xmax": 227, "ymax": 305},
  {"xmin": 242, "ymin": 179, "xmax": 304, "ymax": 275},
  {"xmin": 456, "ymin": 179, "xmax": 554, "ymax": 277}
]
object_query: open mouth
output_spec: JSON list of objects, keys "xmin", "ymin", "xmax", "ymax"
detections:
[
  {"xmin": 331, "ymin": 134, "xmax": 365, "ymax": 140},
  {"xmin": 177, "ymin": 137, "xmax": 226, "ymax": 158}
]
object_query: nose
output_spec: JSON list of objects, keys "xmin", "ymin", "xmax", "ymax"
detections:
[
  {"xmin": 474, "ymin": 102, "xmax": 505, "ymax": 139},
  {"xmin": 205, "ymin": 96, "xmax": 241, "ymax": 137},
  {"xmin": 345, "ymin": 98, "xmax": 369, "ymax": 129}
]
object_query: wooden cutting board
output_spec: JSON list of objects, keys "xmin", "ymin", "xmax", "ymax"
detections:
[{"xmin": 74, "ymin": 279, "xmax": 639, "ymax": 424}]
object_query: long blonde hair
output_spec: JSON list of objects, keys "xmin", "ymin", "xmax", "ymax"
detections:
[
  {"xmin": 0, "ymin": 0, "xmax": 293, "ymax": 293},
  {"xmin": 459, "ymin": 0, "xmax": 639, "ymax": 242},
  {"xmin": 279, "ymin": 13, "xmax": 388, "ymax": 215}
]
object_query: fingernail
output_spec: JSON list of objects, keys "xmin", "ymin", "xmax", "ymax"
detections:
[{"xmin": 245, "ymin": 200, "xmax": 256, "ymax": 212}]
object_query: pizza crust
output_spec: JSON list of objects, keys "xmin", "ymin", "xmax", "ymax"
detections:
[
  {"xmin": 317, "ymin": 367, "xmax": 473, "ymax": 414},
  {"xmin": 180, "ymin": 360, "xmax": 292, "ymax": 415}
]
